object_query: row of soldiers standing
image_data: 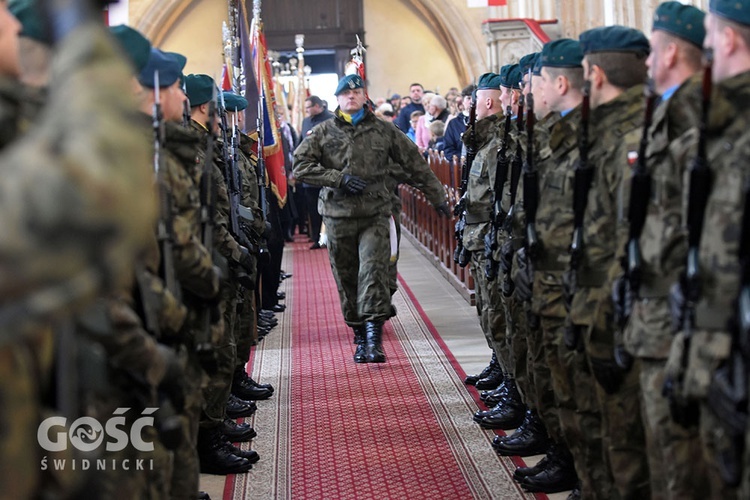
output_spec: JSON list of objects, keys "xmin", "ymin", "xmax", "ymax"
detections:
[
  {"xmin": 0, "ymin": 0, "xmax": 284, "ymax": 498},
  {"xmin": 458, "ymin": 1, "xmax": 750, "ymax": 498}
]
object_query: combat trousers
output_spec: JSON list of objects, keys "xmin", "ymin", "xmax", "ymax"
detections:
[
  {"xmin": 235, "ymin": 287, "xmax": 257, "ymax": 365},
  {"xmin": 323, "ymin": 215, "xmax": 392, "ymax": 325},
  {"xmin": 524, "ymin": 305, "xmax": 556, "ymax": 428},
  {"xmin": 170, "ymin": 351, "xmax": 204, "ymax": 499},
  {"xmin": 541, "ymin": 315, "xmax": 613, "ymax": 500},
  {"xmin": 469, "ymin": 251, "xmax": 509, "ymax": 373},
  {"xmin": 201, "ymin": 283, "xmax": 237, "ymax": 428},
  {"xmin": 636, "ymin": 358, "xmax": 709, "ymax": 499},
  {"xmin": 502, "ymin": 291, "xmax": 529, "ymax": 403}
]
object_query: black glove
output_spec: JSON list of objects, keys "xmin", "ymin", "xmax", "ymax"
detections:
[
  {"xmin": 613, "ymin": 344, "xmax": 634, "ymax": 372},
  {"xmin": 483, "ymin": 233, "xmax": 499, "ymax": 281},
  {"xmin": 500, "ymin": 240, "xmax": 514, "ymax": 275},
  {"xmin": 611, "ymin": 274, "xmax": 634, "ymax": 329},
  {"xmin": 589, "ymin": 357, "xmax": 626, "ymax": 395},
  {"xmin": 238, "ymin": 246, "xmax": 255, "ymax": 274},
  {"xmin": 435, "ymin": 202, "xmax": 451, "ymax": 218},
  {"xmin": 514, "ymin": 248, "xmax": 533, "ymax": 302},
  {"xmin": 235, "ymin": 269, "xmax": 256, "ymax": 290},
  {"xmin": 341, "ymin": 174, "xmax": 367, "ymax": 195},
  {"xmin": 668, "ymin": 279, "xmax": 687, "ymax": 334},
  {"xmin": 663, "ymin": 374, "xmax": 700, "ymax": 428}
]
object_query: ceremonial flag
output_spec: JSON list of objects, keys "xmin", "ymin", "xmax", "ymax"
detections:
[
  {"xmin": 467, "ymin": 0, "xmax": 507, "ymax": 7},
  {"xmin": 345, "ymin": 35, "xmax": 369, "ymax": 105},
  {"xmin": 243, "ymin": 0, "xmax": 287, "ymax": 207},
  {"xmin": 220, "ymin": 64, "xmax": 233, "ymax": 91}
]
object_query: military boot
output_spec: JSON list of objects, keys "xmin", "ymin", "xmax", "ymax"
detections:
[
  {"xmin": 365, "ymin": 321, "xmax": 386, "ymax": 363},
  {"xmin": 492, "ymin": 409, "xmax": 550, "ymax": 456},
  {"xmin": 353, "ymin": 325, "xmax": 367, "ymax": 363},
  {"xmin": 197, "ymin": 427, "xmax": 253, "ymax": 475},
  {"xmin": 521, "ymin": 444, "xmax": 578, "ymax": 493},
  {"xmin": 477, "ymin": 379, "xmax": 525, "ymax": 429},
  {"xmin": 465, "ymin": 352, "xmax": 498, "ymax": 386},
  {"xmin": 475, "ymin": 361, "xmax": 504, "ymax": 390},
  {"xmin": 232, "ymin": 367, "xmax": 273, "ymax": 401}
]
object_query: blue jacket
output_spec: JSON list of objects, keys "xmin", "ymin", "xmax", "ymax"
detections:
[
  {"xmin": 395, "ymin": 102, "xmax": 425, "ymax": 132},
  {"xmin": 442, "ymin": 114, "xmax": 467, "ymax": 162}
]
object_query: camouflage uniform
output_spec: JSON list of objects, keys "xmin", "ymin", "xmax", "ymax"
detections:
[
  {"xmin": 0, "ymin": 23, "xmax": 157, "ymax": 499},
  {"xmin": 569, "ymin": 84, "xmax": 650, "ymax": 499},
  {"xmin": 459, "ymin": 113, "xmax": 509, "ymax": 368},
  {"xmin": 293, "ymin": 108, "xmax": 445, "ymax": 326},
  {"xmin": 531, "ymin": 106, "xmax": 613, "ymax": 499},
  {"xmin": 624, "ymin": 75, "xmax": 709, "ymax": 499},
  {"xmin": 664, "ymin": 71, "xmax": 750, "ymax": 500}
]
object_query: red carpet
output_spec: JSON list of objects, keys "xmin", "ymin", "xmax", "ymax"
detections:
[{"xmin": 224, "ymin": 239, "xmax": 539, "ymax": 499}]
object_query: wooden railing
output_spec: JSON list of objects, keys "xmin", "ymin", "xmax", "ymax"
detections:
[{"xmin": 399, "ymin": 150, "xmax": 475, "ymax": 304}]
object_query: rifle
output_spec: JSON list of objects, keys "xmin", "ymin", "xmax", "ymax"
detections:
[
  {"xmin": 567, "ymin": 81, "xmax": 592, "ymax": 302},
  {"xmin": 663, "ymin": 50, "xmax": 713, "ymax": 428},
  {"xmin": 708, "ymin": 175, "xmax": 750, "ymax": 487},
  {"xmin": 182, "ymin": 82, "xmax": 192, "ymax": 127},
  {"xmin": 625, "ymin": 80, "xmax": 657, "ymax": 298},
  {"xmin": 150, "ymin": 70, "xmax": 180, "ymax": 337},
  {"xmin": 484, "ymin": 105, "xmax": 513, "ymax": 281},
  {"xmin": 194, "ymin": 89, "xmax": 218, "ymax": 372},
  {"xmin": 502, "ymin": 93, "xmax": 526, "ymax": 295},
  {"xmin": 453, "ymin": 98, "xmax": 476, "ymax": 268}
]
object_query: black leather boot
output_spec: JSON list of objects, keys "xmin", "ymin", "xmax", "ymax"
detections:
[
  {"xmin": 480, "ymin": 376, "xmax": 509, "ymax": 406},
  {"xmin": 521, "ymin": 444, "xmax": 578, "ymax": 493},
  {"xmin": 465, "ymin": 352, "xmax": 498, "ymax": 386},
  {"xmin": 353, "ymin": 326, "xmax": 367, "ymax": 363},
  {"xmin": 198, "ymin": 427, "xmax": 253, "ymax": 475},
  {"xmin": 226, "ymin": 442, "xmax": 260, "ymax": 464},
  {"xmin": 226, "ymin": 394, "xmax": 257, "ymax": 419},
  {"xmin": 513, "ymin": 453, "xmax": 551, "ymax": 481},
  {"xmin": 365, "ymin": 321, "xmax": 385, "ymax": 363},
  {"xmin": 475, "ymin": 362, "xmax": 504, "ymax": 390},
  {"xmin": 221, "ymin": 418, "xmax": 257, "ymax": 442},
  {"xmin": 477, "ymin": 379, "xmax": 526, "ymax": 429},
  {"xmin": 232, "ymin": 367, "xmax": 273, "ymax": 401},
  {"xmin": 492, "ymin": 410, "xmax": 550, "ymax": 456}
]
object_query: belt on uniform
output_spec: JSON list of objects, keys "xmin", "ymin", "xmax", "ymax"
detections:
[
  {"xmin": 695, "ymin": 301, "xmax": 732, "ymax": 330},
  {"xmin": 465, "ymin": 211, "xmax": 492, "ymax": 224},
  {"xmin": 576, "ymin": 269, "xmax": 608, "ymax": 288}
]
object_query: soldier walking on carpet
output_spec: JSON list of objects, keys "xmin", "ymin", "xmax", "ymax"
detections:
[{"xmin": 293, "ymin": 74, "xmax": 449, "ymax": 364}]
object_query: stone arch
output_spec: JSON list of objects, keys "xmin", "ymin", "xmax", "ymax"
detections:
[{"xmin": 132, "ymin": 0, "xmax": 487, "ymax": 83}]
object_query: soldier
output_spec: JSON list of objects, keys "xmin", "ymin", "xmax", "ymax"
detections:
[
  {"xmin": 517, "ymin": 38, "xmax": 609, "ymax": 499},
  {"xmin": 665, "ymin": 0, "xmax": 750, "ymax": 497},
  {"xmin": 473, "ymin": 65, "xmax": 527, "ymax": 431},
  {"xmin": 184, "ymin": 73, "xmax": 260, "ymax": 475},
  {"xmin": 0, "ymin": 0, "xmax": 159, "ymax": 497},
  {"xmin": 567, "ymin": 26, "xmax": 651, "ymax": 498},
  {"xmin": 293, "ymin": 74, "xmax": 449, "ymax": 364},
  {"xmin": 618, "ymin": 3, "xmax": 710, "ymax": 498}
]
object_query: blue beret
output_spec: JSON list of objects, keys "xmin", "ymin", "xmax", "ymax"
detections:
[
  {"xmin": 476, "ymin": 72, "xmax": 502, "ymax": 90},
  {"xmin": 334, "ymin": 74, "xmax": 364, "ymax": 96},
  {"xmin": 222, "ymin": 91, "xmax": 248, "ymax": 112},
  {"xmin": 185, "ymin": 74, "xmax": 216, "ymax": 106},
  {"xmin": 138, "ymin": 48, "xmax": 182, "ymax": 89},
  {"xmin": 109, "ymin": 25, "xmax": 152, "ymax": 73},
  {"xmin": 653, "ymin": 2, "xmax": 706, "ymax": 47},
  {"xmin": 500, "ymin": 64, "xmax": 523, "ymax": 90},
  {"xmin": 579, "ymin": 26, "xmax": 650, "ymax": 55},
  {"xmin": 9, "ymin": 0, "xmax": 45, "ymax": 43},
  {"xmin": 711, "ymin": 0, "xmax": 750, "ymax": 26},
  {"xmin": 541, "ymin": 39, "xmax": 584, "ymax": 68},
  {"xmin": 519, "ymin": 53, "xmax": 539, "ymax": 76}
]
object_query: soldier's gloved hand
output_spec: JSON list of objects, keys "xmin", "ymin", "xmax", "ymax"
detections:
[
  {"xmin": 500, "ymin": 240, "xmax": 514, "ymax": 275},
  {"xmin": 668, "ymin": 279, "xmax": 687, "ymax": 333},
  {"xmin": 341, "ymin": 174, "xmax": 367, "ymax": 195},
  {"xmin": 156, "ymin": 345, "xmax": 186, "ymax": 413},
  {"xmin": 238, "ymin": 245, "xmax": 255, "ymax": 274},
  {"xmin": 514, "ymin": 248, "xmax": 533, "ymax": 302},
  {"xmin": 611, "ymin": 274, "xmax": 633, "ymax": 329},
  {"xmin": 589, "ymin": 356, "xmax": 625, "ymax": 395},
  {"xmin": 613, "ymin": 344, "xmax": 634, "ymax": 371},
  {"xmin": 435, "ymin": 202, "xmax": 451, "ymax": 218}
]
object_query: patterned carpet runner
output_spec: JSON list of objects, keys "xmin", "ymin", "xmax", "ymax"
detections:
[{"xmin": 224, "ymin": 240, "xmax": 539, "ymax": 499}]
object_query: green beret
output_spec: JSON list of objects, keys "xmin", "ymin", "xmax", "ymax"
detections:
[
  {"xmin": 541, "ymin": 38, "xmax": 584, "ymax": 68},
  {"xmin": 165, "ymin": 52, "xmax": 187, "ymax": 72},
  {"xmin": 222, "ymin": 91, "xmax": 248, "ymax": 112},
  {"xmin": 138, "ymin": 49, "xmax": 182, "ymax": 89},
  {"xmin": 476, "ymin": 72, "xmax": 502, "ymax": 90},
  {"xmin": 519, "ymin": 53, "xmax": 539, "ymax": 76},
  {"xmin": 579, "ymin": 26, "xmax": 650, "ymax": 55},
  {"xmin": 9, "ymin": 0, "xmax": 45, "ymax": 43},
  {"xmin": 185, "ymin": 74, "xmax": 216, "ymax": 106},
  {"xmin": 334, "ymin": 74, "xmax": 364, "ymax": 95},
  {"xmin": 653, "ymin": 2, "xmax": 706, "ymax": 47},
  {"xmin": 109, "ymin": 25, "xmax": 152, "ymax": 73},
  {"xmin": 500, "ymin": 64, "xmax": 523, "ymax": 90},
  {"xmin": 710, "ymin": 0, "xmax": 750, "ymax": 26}
]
